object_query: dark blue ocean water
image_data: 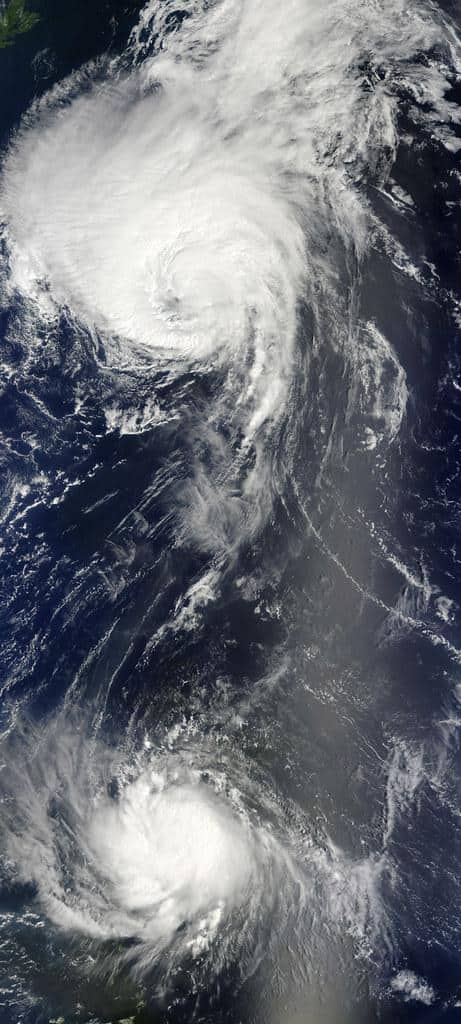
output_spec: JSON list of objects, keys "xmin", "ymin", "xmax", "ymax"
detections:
[{"xmin": 1, "ymin": 2, "xmax": 461, "ymax": 1022}]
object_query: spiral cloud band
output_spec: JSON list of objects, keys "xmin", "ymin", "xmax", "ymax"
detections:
[
  {"xmin": 0, "ymin": 0, "xmax": 443, "ymax": 560},
  {"xmin": 0, "ymin": 0, "xmax": 459, "ymax": 1014}
]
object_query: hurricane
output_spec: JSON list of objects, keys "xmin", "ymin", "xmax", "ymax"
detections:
[
  {"xmin": 1, "ymin": 0, "xmax": 444, "ymax": 559},
  {"xmin": 1, "ymin": 0, "xmax": 461, "ymax": 1021}
]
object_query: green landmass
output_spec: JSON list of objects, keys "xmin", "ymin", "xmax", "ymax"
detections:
[{"xmin": 0, "ymin": 0, "xmax": 40, "ymax": 48}]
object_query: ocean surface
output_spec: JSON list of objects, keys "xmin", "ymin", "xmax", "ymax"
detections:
[{"xmin": 1, "ymin": 1, "xmax": 461, "ymax": 1021}]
